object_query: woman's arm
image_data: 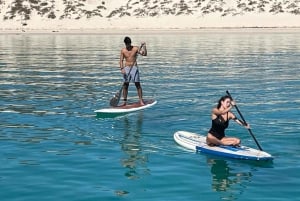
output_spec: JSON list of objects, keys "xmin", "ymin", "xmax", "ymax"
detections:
[
  {"xmin": 231, "ymin": 113, "xmax": 250, "ymax": 129},
  {"xmin": 212, "ymin": 105, "xmax": 233, "ymax": 116}
]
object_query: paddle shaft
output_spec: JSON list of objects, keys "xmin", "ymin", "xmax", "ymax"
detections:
[{"xmin": 226, "ymin": 90, "xmax": 263, "ymax": 151}]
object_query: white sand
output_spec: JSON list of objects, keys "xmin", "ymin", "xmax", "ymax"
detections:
[
  {"xmin": 1, "ymin": 15, "xmax": 299, "ymax": 34},
  {"xmin": 0, "ymin": 0, "xmax": 300, "ymax": 33}
]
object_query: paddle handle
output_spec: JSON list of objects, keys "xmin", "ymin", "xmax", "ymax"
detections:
[{"xmin": 226, "ymin": 90, "xmax": 263, "ymax": 151}]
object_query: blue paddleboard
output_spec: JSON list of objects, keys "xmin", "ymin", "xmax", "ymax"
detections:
[{"xmin": 174, "ymin": 131, "xmax": 273, "ymax": 161}]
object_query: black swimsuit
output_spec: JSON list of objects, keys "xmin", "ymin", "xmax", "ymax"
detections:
[{"xmin": 208, "ymin": 112, "xmax": 229, "ymax": 140}]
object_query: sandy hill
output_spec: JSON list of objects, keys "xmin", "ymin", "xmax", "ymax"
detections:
[{"xmin": 0, "ymin": 0, "xmax": 299, "ymax": 31}]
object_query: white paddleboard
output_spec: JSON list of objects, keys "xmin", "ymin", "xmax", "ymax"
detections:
[
  {"xmin": 174, "ymin": 131, "xmax": 273, "ymax": 161},
  {"xmin": 95, "ymin": 99, "xmax": 157, "ymax": 117}
]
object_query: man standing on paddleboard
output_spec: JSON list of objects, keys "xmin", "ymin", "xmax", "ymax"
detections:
[{"xmin": 119, "ymin": 36, "xmax": 147, "ymax": 106}]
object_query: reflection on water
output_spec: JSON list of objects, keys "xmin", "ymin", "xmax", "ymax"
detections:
[
  {"xmin": 206, "ymin": 156, "xmax": 252, "ymax": 200},
  {"xmin": 120, "ymin": 113, "xmax": 149, "ymax": 180}
]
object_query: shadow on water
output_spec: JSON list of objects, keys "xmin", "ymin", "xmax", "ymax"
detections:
[
  {"xmin": 119, "ymin": 112, "xmax": 150, "ymax": 180},
  {"xmin": 96, "ymin": 112, "xmax": 127, "ymax": 119},
  {"xmin": 205, "ymin": 155, "xmax": 273, "ymax": 200}
]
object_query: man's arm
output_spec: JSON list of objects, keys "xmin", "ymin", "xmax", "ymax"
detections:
[{"xmin": 119, "ymin": 49, "xmax": 124, "ymax": 70}]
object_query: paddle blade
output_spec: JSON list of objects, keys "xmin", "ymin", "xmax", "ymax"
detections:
[{"xmin": 110, "ymin": 88, "xmax": 122, "ymax": 107}]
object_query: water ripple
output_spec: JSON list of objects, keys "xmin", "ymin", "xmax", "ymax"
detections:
[{"xmin": 0, "ymin": 32, "xmax": 300, "ymax": 201}]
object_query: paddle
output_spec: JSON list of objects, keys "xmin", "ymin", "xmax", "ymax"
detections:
[
  {"xmin": 226, "ymin": 90, "xmax": 263, "ymax": 151},
  {"xmin": 109, "ymin": 84, "xmax": 123, "ymax": 107}
]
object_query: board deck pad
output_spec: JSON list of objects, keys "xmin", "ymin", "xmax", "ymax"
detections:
[
  {"xmin": 113, "ymin": 99, "xmax": 155, "ymax": 109},
  {"xmin": 174, "ymin": 131, "xmax": 273, "ymax": 161},
  {"xmin": 95, "ymin": 99, "xmax": 157, "ymax": 118}
]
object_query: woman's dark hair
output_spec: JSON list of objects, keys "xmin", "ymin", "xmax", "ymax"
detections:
[
  {"xmin": 217, "ymin": 95, "xmax": 232, "ymax": 109},
  {"xmin": 124, "ymin": 36, "xmax": 131, "ymax": 45}
]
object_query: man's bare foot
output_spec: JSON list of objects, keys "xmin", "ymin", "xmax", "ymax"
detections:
[{"xmin": 139, "ymin": 100, "xmax": 145, "ymax": 106}]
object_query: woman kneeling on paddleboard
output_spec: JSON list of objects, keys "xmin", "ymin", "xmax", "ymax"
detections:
[{"xmin": 206, "ymin": 95, "xmax": 250, "ymax": 146}]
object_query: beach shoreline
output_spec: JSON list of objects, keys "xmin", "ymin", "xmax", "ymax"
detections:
[
  {"xmin": 1, "ymin": 13, "xmax": 299, "ymax": 34},
  {"xmin": 1, "ymin": 27, "xmax": 300, "ymax": 35}
]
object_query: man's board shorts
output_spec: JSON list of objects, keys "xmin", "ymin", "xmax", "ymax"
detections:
[{"xmin": 123, "ymin": 66, "xmax": 140, "ymax": 83}]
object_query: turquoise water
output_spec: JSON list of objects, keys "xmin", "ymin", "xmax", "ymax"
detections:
[{"xmin": 0, "ymin": 31, "xmax": 299, "ymax": 201}]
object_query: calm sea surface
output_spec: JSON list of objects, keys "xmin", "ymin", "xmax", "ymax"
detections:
[{"xmin": 0, "ymin": 30, "xmax": 299, "ymax": 201}]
